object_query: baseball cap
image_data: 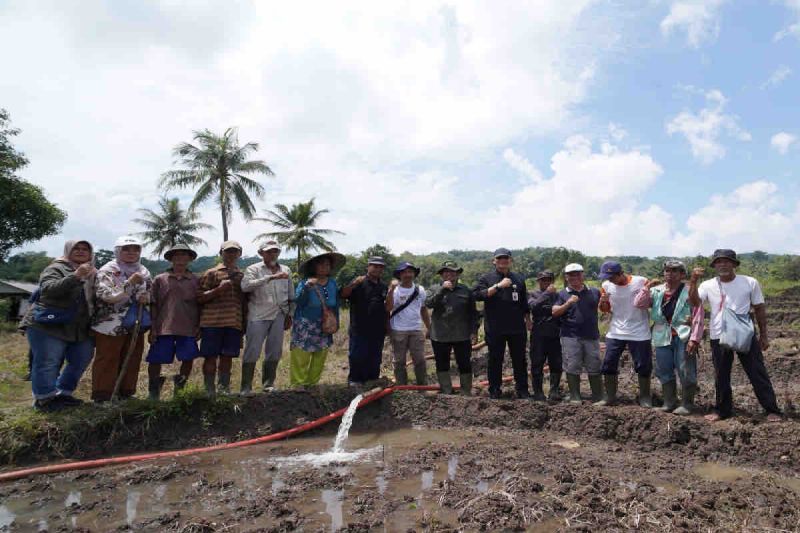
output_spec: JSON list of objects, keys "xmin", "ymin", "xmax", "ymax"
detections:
[
  {"xmin": 663, "ymin": 259, "xmax": 687, "ymax": 272},
  {"xmin": 114, "ymin": 235, "xmax": 142, "ymax": 248},
  {"xmin": 220, "ymin": 240, "xmax": 242, "ymax": 252},
  {"xmin": 536, "ymin": 270, "xmax": 555, "ymax": 280},
  {"xmin": 367, "ymin": 256, "xmax": 386, "ymax": 266},
  {"xmin": 564, "ymin": 263, "xmax": 584, "ymax": 274},
  {"xmin": 258, "ymin": 240, "xmax": 281, "ymax": 253},
  {"xmin": 493, "ymin": 247, "xmax": 512, "ymax": 258},
  {"xmin": 598, "ymin": 261, "xmax": 623, "ymax": 280}
]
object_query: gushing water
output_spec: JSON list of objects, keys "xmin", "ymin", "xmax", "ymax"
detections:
[{"xmin": 333, "ymin": 394, "xmax": 363, "ymax": 453}]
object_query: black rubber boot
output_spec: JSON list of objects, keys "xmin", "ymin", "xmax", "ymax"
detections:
[
  {"xmin": 173, "ymin": 375, "xmax": 188, "ymax": 399},
  {"xmin": 531, "ymin": 375, "xmax": 546, "ymax": 402},
  {"xmin": 638, "ymin": 375, "xmax": 652, "ymax": 408},
  {"xmin": 394, "ymin": 363, "xmax": 408, "ymax": 385},
  {"xmin": 218, "ymin": 373, "xmax": 231, "ymax": 395},
  {"xmin": 548, "ymin": 372, "xmax": 562, "ymax": 402},
  {"xmin": 148, "ymin": 376, "xmax": 165, "ymax": 401},
  {"xmin": 566, "ymin": 373, "xmax": 582, "ymax": 404},
  {"xmin": 588, "ymin": 374, "xmax": 603, "ymax": 403},
  {"xmin": 204, "ymin": 375, "xmax": 216, "ymax": 398},
  {"xmin": 437, "ymin": 371, "xmax": 453, "ymax": 394},
  {"xmin": 594, "ymin": 374, "xmax": 617, "ymax": 406},
  {"xmin": 262, "ymin": 360, "xmax": 279, "ymax": 390},
  {"xmin": 673, "ymin": 384, "xmax": 696, "ymax": 415},
  {"xmin": 459, "ymin": 373, "xmax": 473, "ymax": 396},
  {"xmin": 414, "ymin": 363, "xmax": 428, "ymax": 386},
  {"xmin": 659, "ymin": 380, "xmax": 678, "ymax": 412},
  {"xmin": 240, "ymin": 362, "xmax": 256, "ymax": 397}
]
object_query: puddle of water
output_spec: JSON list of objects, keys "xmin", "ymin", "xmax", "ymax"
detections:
[
  {"xmin": 376, "ymin": 474, "xmax": 388, "ymax": 495},
  {"xmin": 321, "ymin": 489, "xmax": 344, "ymax": 532},
  {"xmin": 0, "ymin": 505, "xmax": 15, "ymax": 528},
  {"xmin": 693, "ymin": 462, "xmax": 751, "ymax": 483},
  {"xmin": 271, "ymin": 473, "xmax": 286, "ymax": 495},
  {"xmin": 551, "ymin": 439, "xmax": 581, "ymax": 449},
  {"xmin": 475, "ymin": 480, "xmax": 489, "ymax": 493},
  {"xmin": 421, "ymin": 470, "xmax": 434, "ymax": 491},
  {"xmin": 65, "ymin": 490, "xmax": 81, "ymax": 507},
  {"xmin": 125, "ymin": 490, "xmax": 141, "ymax": 526},
  {"xmin": 448, "ymin": 456, "xmax": 459, "ymax": 480}
]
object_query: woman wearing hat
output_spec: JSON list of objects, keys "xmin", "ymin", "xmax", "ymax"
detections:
[
  {"xmin": 425, "ymin": 261, "xmax": 479, "ymax": 395},
  {"xmin": 26, "ymin": 239, "xmax": 97, "ymax": 411},
  {"xmin": 91, "ymin": 236, "xmax": 152, "ymax": 402},
  {"xmin": 290, "ymin": 252, "xmax": 344, "ymax": 387},
  {"xmin": 145, "ymin": 244, "xmax": 200, "ymax": 400}
]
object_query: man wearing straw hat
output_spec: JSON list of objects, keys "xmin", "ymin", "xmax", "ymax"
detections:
[{"xmin": 240, "ymin": 240, "xmax": 295, "ymax": 395}]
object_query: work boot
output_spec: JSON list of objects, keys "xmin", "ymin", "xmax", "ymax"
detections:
[
  {"xmin": 548, "ymin": 372, "xmax": 562, "ymax": 402},
  {"xmin": 459, "ymin": 373, "xmax": 473, "ymax": 396},
  {"xmin": 436, "ymin": 371, "xmax": 453, "ymax": 394},
  {"xmin": 204, "ymin": 374, "xmax": 216, "ymax": 398},
  {"xmin": 673, "ymin": 384, "xmax": 696, "ymax": 416},
  {"xmin": 594, "ymin": 374, "xmax": 617, "ymax": 407},
  {"xmin": 173, "ymin": 375, "xmax": 188, "ymax": 399},
  {"xmin": 566, "ymin": 373, "xmax": 582, "ymax": 404},
  {"xmin": 659, "ymin": 380, "xmax": 678, "ymax": 412},
  {"xmin": 394, "ymin": 363, "xmax": 408, "ymax": 385},
  {"xmin": 240, "ymin": 362, "xmax": 256, "ymax": 397},
  {"xmin": 148, "ymin": 376, "xmax": 165, "ymax": 401},
  {"xmin": 588, "ymin": 374, "xmax": 603, "ymax": 403},
  {"xmin": 414, "ymin": 363, "xmax": 428, "ymax": 386},
  {"xmin": 262, "ymin": 360, "xmax": 279, "ymax": 391},
  {"xmin": 531, "ymin": 375, "xmax": 546, "ymax": 402},
  {"xmin": 217, "ymin": 373, "xmax": 231, "ymax": 395},
  {"xmin": 638, "ymin": 375, "xmax": 652, "ymax": 408}
]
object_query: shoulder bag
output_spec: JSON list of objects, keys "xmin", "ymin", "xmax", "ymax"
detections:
[
  {"xmin": 313, "ymin": 285, "xmax": 339, "ymax": 334},
  {"xmin": 716, "ymin": 277, "xmax": 754, "ymax": 353}
]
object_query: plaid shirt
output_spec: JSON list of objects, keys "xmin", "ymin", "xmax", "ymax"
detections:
[{"xmin": 198, "ymin": 264, "xmax": 245, "ymax": 330}]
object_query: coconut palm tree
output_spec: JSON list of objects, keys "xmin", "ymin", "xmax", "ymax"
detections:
[
  {"xmin": 253, "ymin": 198, "xmax": 344, "ymax": 266},
  {"xmin": 133, "ymin": 196, "xmax": 214, "ymax": 257},
  {"xmin": 159, "ymin": 128, "xmax": 273, "ymax": 241}
]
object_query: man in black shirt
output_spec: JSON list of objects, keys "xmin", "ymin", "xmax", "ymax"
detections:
[
  {"xmin": 340, "ymin": 256, "xmax": 389, "ymax": 387},
  {"xmin": 473, "ymin": 248, "xmax": 531, "ymax": 399},
  {"xmin": 528, "ymin": 270, "xmax": 563, "ymax": 401}
]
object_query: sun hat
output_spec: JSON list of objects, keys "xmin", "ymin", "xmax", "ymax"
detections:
[
  {"xmin": 710, "ymin": 249, "xmax": 740, "ymax": 267},
  {"xmin": 299, "ymin": 251, "xmax": 347, "ymax": 278},
  {"xmin": 393, "ymin": 261, "xmax": 421, "ymax": 279},
  {"xmin": 164, "ymin": 243, "xmax": 198, "ymax": 261}
]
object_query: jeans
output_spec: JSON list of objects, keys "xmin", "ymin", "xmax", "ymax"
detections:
[
  {"xmin": 654, "ymin": 336, "xmax": 697, "ymax": 386},
  {"xmin": 602, "ymin": 338, "xmax": 652, "ymax": 377},
  {"xmin": 710, "ymin": 338, "xmax": 780, "ymax": 418},
  {"xmin": 486, "ymin": 332, "xmax": 527, "ymax": 394},
  {"xmin": 348, "ymin": 334, "xmax": 386, "ymax": 383},
  {"xmin": 27, "ymin": 328, "xmax": 94, "ymax": 400}
]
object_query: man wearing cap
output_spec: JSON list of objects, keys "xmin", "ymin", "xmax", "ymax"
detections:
[
  {"xmin": 240, "ymin": 240, "xmax": 295, "ymax": 395},
  {"xmin": 688, "ymin": 249, "xmax": 781, "ymax": 422},
  {"xmin": 473, "ymin": 248, "xmax": 531, "ymax": 399},
  {"xmin": 426, "ymin": 261, "xmax": 480, "ymax": 395},
  {"xmin": 552, "ymin": 263, "xmax": 603, "ymax": 403},
  {"xmin": 634, "ymin": 260, "xmax": 705, "ymax": 414},
  {"xmin": 594, "ymin": 261, "xmax": 653, "ymax": 408},
  {"xmin": 340, "ymin": 256, "xmax": 389, "ymax": 388},
  {"xmin": 197, "ymin": 241, "xmax": 246, "ymax": 397},
  {"xmin": 528, "ymin": 270, "xmax": 563, "ymax": 402},
  {"xmin": 386, "ymin": 261, "xmax": 431, "ymax": 385},
  {"xmin": 146, "ymin": 244, "xmax": 200, "ymax": 400}
]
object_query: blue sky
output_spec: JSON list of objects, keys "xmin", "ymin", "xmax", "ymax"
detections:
[{"xmin": 2, "ymin": 1, "xmax": 799, "ymax": 259}]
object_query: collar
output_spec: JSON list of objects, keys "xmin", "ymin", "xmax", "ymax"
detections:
[
  {"xmin": 566, "ymin": 285, "xmax": 586, "ymax": 293},
  {"xmin": 212, "ymin": 263, "xmax": 239, "ymax": 272}
]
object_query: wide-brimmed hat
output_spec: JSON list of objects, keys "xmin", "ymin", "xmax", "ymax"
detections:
[
  {"xmin": 437, "ymin": 260, "xmax": 463, "ymax": 275},
  {"xmin": 164, "ymin": 243, "xmax": 198, "ymax": 261},
  {"xmin": 710, "ymin": 249, "xmax": 740, "ymax": 267},
  {"xmin": 393, "ymin": 261, "xmax": 421, "ymax": 279},
  {"xmin": 536, "ymin": 270, "xmax": 555, "ymax": 280},
  {"xmin": 299, "ymin": 251, "xmax": 347, "ymax": 278}
]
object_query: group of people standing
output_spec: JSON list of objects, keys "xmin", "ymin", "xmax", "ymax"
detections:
[{"xmin": 23, "ymin": 238, "xmax": 782, "ymax": 423}]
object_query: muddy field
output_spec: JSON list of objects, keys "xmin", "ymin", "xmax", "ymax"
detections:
[{"xmin": 1, "ymin": 289, "xmax": 800, "ymax": 531}]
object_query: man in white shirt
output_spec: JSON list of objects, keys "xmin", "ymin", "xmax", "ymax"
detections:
[
  {"xmin": 240, "ymin": 241, "xmax": 295, "ymax": 394},
  {"xmin": 386, "ymin": 261, "xmax": 431, "ymax": 385},
  {"xmin": 594, "ymin": 261, "xmax": 654, "ymax": 407},
  {"xmin": 688, "ymin": 249, "xmax": 781, "ymax": 423}
]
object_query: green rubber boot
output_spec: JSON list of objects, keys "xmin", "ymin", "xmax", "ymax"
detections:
[
  {"xmin": 437, "ymin": 371, "xmax": 453, "ymax": 394},
  {"xmin": 459, "ymin": 373, "xmax": 473, "ymax": 396},
  {"xmin": 588, "ymin": 374, "xmax": 603, "ymax": 403},
  {"xmin": 566, "ymin": 373, "xmax": 582, "ymax": 404},
  {"xmin": 148, "ymin": 376, "xmax": 165, "ymax": 401},
  {"xmin": 658, "ymin": 380, "xmax": 678, "ymax": 412},
  {"xmin": 548, "ymin": 372, "xmax": 562, "ymax": 402},
  {"xmin": 673, "ymin": 384, "xmax": 696, "ymax": 415},
  {"xmin": 204, "ymin": 375, "xmax": 216, "ymax": 398},
  {"xmin": 240, "ymin": 362, "xmax": 256, "ymax": 397},
  {"xmin": 638, "ymin": 375, "xmax": 652, "ymax": 408},
  {"xmin": 594, "ymin": 374, "xmax": 617, "ymax": 406},
  {"xmin": 414, "ymin": 363, "xmax": 428, "ymax": 386},
  {"xmin": 531, "ymin": 375, "xmax": 546, "ymax": 402},
  {"xmin": 394, "ymin": 363, "xmax": 408, "ymax": 385},
  {"xmin": 218, "ymin": 373, "xmax": 231, "ymax": 395},
  {"xmin": 262, "ymin": 360, "xmax": 279, "ymax": 391}
]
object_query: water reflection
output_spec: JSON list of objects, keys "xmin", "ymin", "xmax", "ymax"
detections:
[
  {"xmin": 126, "ymin": 490, "xmax": 141, "ymax": 526},
  {"xmin": 321, "ymin": 489, "xmax": 344, "ymax": 532}
]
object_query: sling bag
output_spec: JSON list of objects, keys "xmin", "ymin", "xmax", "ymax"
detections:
[
  {"xmin": 313, "ymin": 285, "xmax": 339, "ymax": 334},
  {"xmin": 390, "ymin": 286, "xmax": 420, "ymax": 318},
  {"xmin": 716, "ymin": 277, "xmax": 755, "ymax": 353}
]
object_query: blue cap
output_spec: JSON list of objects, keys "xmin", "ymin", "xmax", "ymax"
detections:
[
  {"xmin": 598, "ymin": 261, "xmax": 623, "ymax": 280},
  {"xmin": 393, "ymin": 261, "xmax": 420, "ymax": 279},
  {"xmin": 493, "ymin": 247, "xmax": 512, "ymax": 258}
]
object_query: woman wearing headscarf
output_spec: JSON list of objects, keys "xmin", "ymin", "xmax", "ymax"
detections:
[
  {"xmin": 25, "ymin": 240, "xmax": 96, "ymax": 411},
  {"xmin": 91, "ymin": 236, "xmax": 152, "ymax": 401},
  {"xmin": 290, "ymin": 252, "xmax": 345, "ymax": 387}
]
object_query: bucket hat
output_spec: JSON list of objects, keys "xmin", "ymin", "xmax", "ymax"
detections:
[
  {"xmin": 710, "ymin": 249, "xmax": 740, "ymax": 267},
  {"xmin": 164, "ymin": 243, "xmax": 198, "ymax": 261},
  {"xmin": 393, "ymin": 261, "xmax": 421, "ymax": 279},
  {"xmin": 437, "ymin": 260, "xmax": 463, "ymax": 275}
]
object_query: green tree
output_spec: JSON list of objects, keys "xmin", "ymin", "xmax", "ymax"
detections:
[
  {"xmin": 133, "ymin": 196, "xmax": 214, "ymax": 258},
  {"xmin": 95, "ymin": 249, "xmax": 114, "ymax": 268},
  {"xmin": 159, "ymin": 128, "xmax": 273, "ymax": 242},
  {"xmin": 253, "ymin": 198, "xmax": 344, "ymax": 267},
  {"xmin": 0, "ymin": 109, "xmax": 66, "ymax": 260}
]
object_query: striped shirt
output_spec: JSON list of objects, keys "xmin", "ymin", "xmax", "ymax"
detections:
[{"xmin": 198, "ymin": 264, "xmax": 245, "ymax": 330}]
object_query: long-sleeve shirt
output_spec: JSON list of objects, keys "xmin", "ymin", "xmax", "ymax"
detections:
[
  {"xmin": 634, "ymin": 283, "xmax": 704, "ymax": 346},
  {"xmin": 425, "ymin": 283, "xmax": 480, "ymax": 343},
  {"xmin": 528, "ymin": 289, "xmax": 560, "ymax": 338},
  {"xmin": 29, "ymin": 260, "xmax": 93, "ymax": 342},
  {"xmin": 197, "ymin": 264, "xmax": 245, "ymax": 330},
  {"xmin": 240, "ymin": 262, "xmax": 295, "ymax": 321},
  {"xmin": 473, "ymin": 270, "xmax": 529, "ymax": 335},
  {"xmin": 150, "ymin": 271, "xmax": 199, "ymax": 337},
  {"xmin": 92, "ymin": 262, "xmax": 151, "ymax": 336}
]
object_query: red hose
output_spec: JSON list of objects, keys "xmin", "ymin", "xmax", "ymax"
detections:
[{"xmin": 0, "ymin": 376, "xmax": 515, "ymax": 483}]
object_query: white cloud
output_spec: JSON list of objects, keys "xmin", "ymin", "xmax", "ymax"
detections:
[
  {"xmin": 608, "ymin": 122, "xmax": 628, "ymax": 142},
  {"xmin": 666, "ymin": 89, "xmax": 751, "ymax": 164},
  {"xmin": 503, "ymin": 148, "xmax": 544, "ymax": 183},
  {"xmin": 774, "ymin": 0, "xmax": 800, "ymax": 41},
  {"xmin": 660, "ymin": 0, "xmax": 726, "ymax": 48},
  {"xmin": 761, "ymin": 65, "xmax": 792, "ymax": 89},
  {"xmin": 771, "ymin": 132, "xmax": 798, "ymax": 154}
]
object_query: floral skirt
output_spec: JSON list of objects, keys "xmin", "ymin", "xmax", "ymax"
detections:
[{"xmin": 291, "ymin": 316, "xmax": 333, "ymax": 353}]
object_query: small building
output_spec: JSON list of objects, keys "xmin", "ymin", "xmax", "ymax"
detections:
[{"xmin": 0, "ymin": 280, "xmax": 39, "ymax": 321}]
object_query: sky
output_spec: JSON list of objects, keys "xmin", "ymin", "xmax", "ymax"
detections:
[{"xmin": 2, "ymin": 0, "xmax": 800, "ymax": 259}]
